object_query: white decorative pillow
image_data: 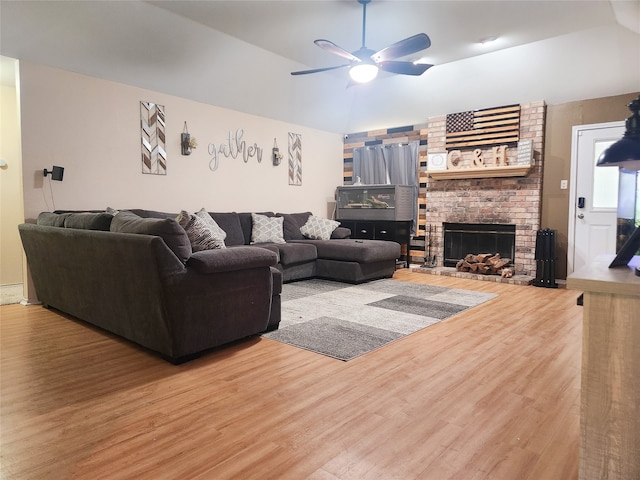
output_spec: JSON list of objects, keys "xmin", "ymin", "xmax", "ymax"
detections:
[
  {"xmin": 176, "ymin": 210, "xmax": 226, "ymax": 251},
  {"xmin": 195, "ymin": 208, "xmax": 227, "ymax": 241},
  {"xmin": 300, "ymin": 215, "xmax": 340, "ymax": 240},
  {"xmin": 251, "ymin": 213, "xmax": 285, "ymax": 244}
]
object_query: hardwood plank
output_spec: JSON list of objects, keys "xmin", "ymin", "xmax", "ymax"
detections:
[{"xmin": 0, "ymin": 271, "xmax": 581, "ymax": 479}]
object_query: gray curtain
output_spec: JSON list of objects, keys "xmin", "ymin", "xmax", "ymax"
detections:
[{"xmin": 352, "ymin": 141, "xmax": 419, "ymax": 234}]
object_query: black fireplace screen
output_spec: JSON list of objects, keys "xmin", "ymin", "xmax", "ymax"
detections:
[{"xmin": 443, "ymin": 223, "xmax": 516, "ymax": 267}]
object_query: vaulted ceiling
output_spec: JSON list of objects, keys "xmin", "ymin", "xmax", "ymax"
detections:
[{"xmin": 1, "ymin": 1, "xmax": 638, "ymax": 133}]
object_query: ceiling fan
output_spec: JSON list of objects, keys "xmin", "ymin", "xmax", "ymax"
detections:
[{"xmin": 291, "ymin": 0, "xmax": 433, "ymax": 84}]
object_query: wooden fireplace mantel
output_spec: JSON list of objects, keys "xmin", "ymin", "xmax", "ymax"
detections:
[{"xmin": 428, "ymin": 165, "xmax": 532, "ymax": 180}]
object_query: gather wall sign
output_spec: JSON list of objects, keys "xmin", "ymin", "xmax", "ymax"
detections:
[{"xmin": 208, "ymin": 129, "xmax": 264, "ymax": 172}]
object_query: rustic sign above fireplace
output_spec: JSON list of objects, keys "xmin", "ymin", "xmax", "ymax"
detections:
[{"xmin": 445, "ymin": 104, "xmax": 520, "ymax": 150}]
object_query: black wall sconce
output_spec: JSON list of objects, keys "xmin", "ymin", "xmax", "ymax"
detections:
[
  {"xmin": 181, "ymin": 121, "xmax": 197, "ymax": 156},
  {"xmin": 43, "ymin": 166, "xmax": 64, "ymax": 181}
]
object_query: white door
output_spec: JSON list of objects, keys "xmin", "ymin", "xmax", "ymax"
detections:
[{"xmin": 568, "ymin": 122, "xmax": 624, "ymax": 275}]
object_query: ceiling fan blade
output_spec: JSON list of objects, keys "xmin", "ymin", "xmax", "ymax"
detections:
[
  {"xmin": 378, "ymin": 61, "xmax": 433, "ymax": 76},
  {"xmin": 291, "ymin": 64, "xmax": 351, "ymax": 76},
  {"xmin": 314, "ymin": 39, "xmax": 361, "ymax": 62},
  {"xmin": 371, "ymin": 33, "xmax": 431, "ymax": 62}
]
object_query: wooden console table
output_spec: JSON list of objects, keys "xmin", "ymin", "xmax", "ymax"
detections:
[{"xmin": 567, "ymin": 255, "xmax": 640, "ymax": 480}]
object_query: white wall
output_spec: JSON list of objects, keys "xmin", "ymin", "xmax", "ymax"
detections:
[{"xmin": 19, "ymin": 62, "xmax": 344, "ymax": 221}]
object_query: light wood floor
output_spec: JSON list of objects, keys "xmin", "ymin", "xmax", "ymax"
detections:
[{"xmin": 0, "ymin": 270, "xmax": 583, "ymax": 480}]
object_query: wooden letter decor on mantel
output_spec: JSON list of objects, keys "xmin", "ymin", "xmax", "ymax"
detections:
[{"xmin": 430, "ymin": 145, "xmax": 533, "ymax": 180}]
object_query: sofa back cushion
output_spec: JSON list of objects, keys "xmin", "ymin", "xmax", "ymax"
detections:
[
  {"xmin": 128, "ymin": 209, "xmax": 176, "ymax": 219},
  {"xmin": 111, "ymin": 211, "xmax": 192, "ymax": 262},
  {"xmin": 209, "ymin": 212, "xmax": 245, "ymax": 246},
  {"xmin": 37, "ymin": 212, "xmax": 71, "ymax": 227},
  {"xmin": 276, "ymin": 212, "xmax": 312, "ymax": 241},
  {"xmin": 64, "ymin": 212, "xmax": 114, "ymax": 231}
]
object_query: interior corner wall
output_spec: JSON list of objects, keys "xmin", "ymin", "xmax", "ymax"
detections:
[
  {"xmin": 18, "ymin": 61, "xmax": 344, "ymax": 222},
  {"xmin": 1, "ymin": 83, "xmax": 25, "ymax": 287},
  {"xmin": 543, "ymin": 91, "xmax": 639, "ymax": 279}
]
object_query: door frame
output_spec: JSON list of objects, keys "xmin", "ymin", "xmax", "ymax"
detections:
[{"xmin": 567, "ymin": 121, "xmax": 624, "ymax": 275}]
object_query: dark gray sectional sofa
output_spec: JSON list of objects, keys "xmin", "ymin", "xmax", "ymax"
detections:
[{"xmin": 18, "ymin": 209, "xmax": 400, "ymax": 363}]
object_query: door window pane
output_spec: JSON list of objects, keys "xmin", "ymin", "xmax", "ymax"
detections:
[{"xmin": 592, "ymin": 139, "xmax": 619, "ymax": 209}]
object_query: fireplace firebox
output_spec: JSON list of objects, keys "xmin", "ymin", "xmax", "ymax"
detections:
[{"xmin": 443, "ymin": 223, "xmax": 516, "ymax": 267}]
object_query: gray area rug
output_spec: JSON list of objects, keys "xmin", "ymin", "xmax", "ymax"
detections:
[{"xmin": 262, "ymin": 278, "xmax": 497, "ymax": 361}]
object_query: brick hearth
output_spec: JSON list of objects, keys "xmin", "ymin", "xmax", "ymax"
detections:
[{"xmin": 411, "ymin": 265, "xmax": 534, "ymax": 286}]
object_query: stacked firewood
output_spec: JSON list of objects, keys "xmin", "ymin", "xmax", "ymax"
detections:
[{"xmin": 456, "ymin": 253, "xmax": 514, "ymax": 277}]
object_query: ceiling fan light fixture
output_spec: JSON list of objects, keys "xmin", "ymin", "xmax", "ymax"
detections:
[
  {"xmin": 479, "ymin": 35, "xmax": 498, "ymax": 45},
  {"xmin": 349, "ymin": 63, "xmax": 379, "ymax": 83}
]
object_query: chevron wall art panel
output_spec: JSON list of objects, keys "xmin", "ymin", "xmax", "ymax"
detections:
[
  {"xmin": 288, "ymin": 132, "xmax": 302, "ymax": 186},
  {"xmin": 140, "ymin": 101, "xmax": 167, "ymax": 175}
]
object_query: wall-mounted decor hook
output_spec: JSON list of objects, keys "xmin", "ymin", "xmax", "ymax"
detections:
[
  {"xmin": 272, "ymin": 137, "xmax": 282, "ymax": 166},
  {"xmin": 181, "ymin": 121, "xmax": 197, "ymax": 156}
]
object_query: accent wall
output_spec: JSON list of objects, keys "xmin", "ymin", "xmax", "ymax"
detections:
[{"xmin": 18, "ymin": 61, "xmax": 344, "ymax": 222}]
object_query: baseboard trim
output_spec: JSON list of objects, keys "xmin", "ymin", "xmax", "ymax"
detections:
[{"xmin": 1, "ymin": 283, "xmax": 25, "ymax": 305}]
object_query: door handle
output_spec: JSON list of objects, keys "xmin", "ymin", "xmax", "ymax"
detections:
[{"xmin": 577, "ymin": 213, "xmax": 584, "ymax": 219}]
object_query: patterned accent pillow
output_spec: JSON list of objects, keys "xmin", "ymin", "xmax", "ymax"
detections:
[
  {"xmin": 300, "ymin": 215, "xmax": 340, "ymax": 240},
  {"xmin": 194, "ymin": 208, "xmax": 227, "ymax": 241},
  {"xmin": 176, "ymin": 210, "xmax": 226, "ymax": 251},
  {"xmin": 251, "ymin": 213, "xmax": 285, "ymax": 244}
]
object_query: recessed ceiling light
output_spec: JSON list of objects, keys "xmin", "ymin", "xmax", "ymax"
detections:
[{"xmin": 479, "ymin": 36, "xmax": 498, "ymax": 45}]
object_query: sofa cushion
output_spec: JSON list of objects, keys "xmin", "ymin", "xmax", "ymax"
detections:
[
  {"xmin": 276, "ymin": 212, "xmax": 312, "ymax": 241},
  {"xmin": 209, "ymin": 212, "xmax": 245, "ymax": 246},
  {"xmin": 176, "ymin": 210, "xmax": 226, "ymax": 251},
  {"xmin": 64, "ymin": 212, "xmax": 114, "ymax": 231},
  {"xmin": 300, "ymin": 215, "xmax": 340, "ymax": 240},
  {"xmin": 250, "ymin": 213, "xmax": 285, "ymax": 244},
  {"xmin": 294, "ymin": 239, "xmax": 400, "ymax": 264},
  {"xmin": 111, "ymin": 211, "xmax": 192, "ymax": 262},
  {"xmin": 331, "ymin": 226, "xmax": 351, "ymax": 239},
  {"xmin": 261, "ymin": 242, "xmax": 317, "ymax": 266},
  {"xmin": 37, "ymin": 212, "xmax": 70, "ymax": 227}
]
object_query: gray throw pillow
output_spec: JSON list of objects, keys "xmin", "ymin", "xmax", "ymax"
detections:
[
  {"xmin": 194, "ymin": 208, "xmax": 227, "ymax": 241},
  {"xmin": 300, "ymin": 215, "xmax": 340, "ymax": 240},
  {"xmin": 176, "ymin": 210, "xmax": 226, "ymax": 251},
  {"xmin": 250, "ymin": 213, "xmax": 285, "ymax": 244}
]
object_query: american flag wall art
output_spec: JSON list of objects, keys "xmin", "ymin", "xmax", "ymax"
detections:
[{"xmin": 445, "ymin": 104, "xmax": 520, "ymax": 151}]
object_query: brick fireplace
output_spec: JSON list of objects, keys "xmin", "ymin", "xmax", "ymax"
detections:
[{"xmin": 423, "ymin": 102, "xmax": 545, "ymax": 277}]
